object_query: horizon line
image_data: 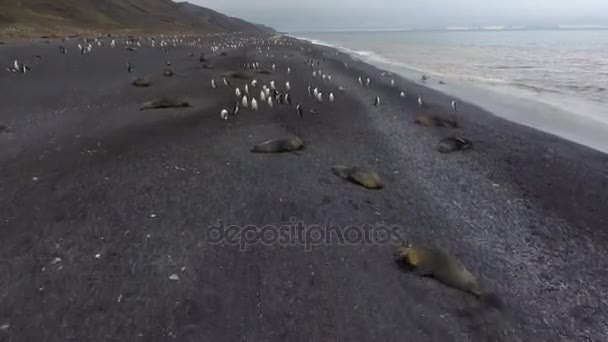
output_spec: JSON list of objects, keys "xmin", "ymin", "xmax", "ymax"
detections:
[{"xmin": 285, "ymin": 25, "xmax": 608, "ymax": 34}]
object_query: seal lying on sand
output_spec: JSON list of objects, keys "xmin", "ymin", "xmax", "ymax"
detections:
[
  {"xmin": 140, "ymin": 98, "xmax": 191, "ymax": 110},
  {"xmin": 132, "ymin": 78, "xmax": 152, "ymax": 87},
  {"xmin": 228, "ymin": 71, "xmax": 251, "ymax": 79},
  {"xmin": 415, "ymin": 113, "xmax": 458, "ymax": 128},
  {"xmin": 250, "ymin": 136, "xmax": 304, "ymax": 153},
  {"xmin": 394, "ymin": 243, "xmax": 502, "ymax": 309},
  {"xmin": 437, "ymin": 137, "xmax": 472, "ymax": 153},
  {"xmin": 331, "ymin": 166, "xmax": 383, "ymax": 190}
]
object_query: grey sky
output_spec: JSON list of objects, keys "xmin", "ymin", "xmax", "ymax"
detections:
[{"xmin": 183, "ymin": 0, "xmax": 608, "ymax": 32}]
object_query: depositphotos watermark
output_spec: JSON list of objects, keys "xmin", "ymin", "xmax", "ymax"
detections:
[{"xmin": 206, "ymin": 218, "xmax": 404, "ymax": 251}]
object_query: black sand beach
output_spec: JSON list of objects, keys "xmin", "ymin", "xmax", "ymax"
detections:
[{"xmin": 1, "ymin": 34, "xmax": 608, "ymax": 341}]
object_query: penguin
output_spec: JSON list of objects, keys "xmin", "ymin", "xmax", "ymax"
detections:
[
  {"xmin": 418, "ymin": 95, "xmax": 424, "ymax": 108},
  {"xmin": 267, "ymin": 96, "xmax": 274, "ymax": 108},
  {"xmin": 316, "ymin": 92, "xmax": 323, "ymax": 102},
  {"xmin": 260, "ymin": 90, "xmax": 266, "ymax": 102},
  {"xmin": 307, "ymin": 84, "xmax": 313, "ymax": 96},
  {"xmin": 245, "ymin": 84, "xmax": 249, "ymax": 95},
  {"xmin": 287, "ymin": 67, "xmax": 291, "ymax": 74},
  {"xmin": 285, "ymin": 93, "xmax": 292, "ymax": 105},
  {"xmin": 296, "ymin": 104, "xmax": 303, "ymax": 118},
  {"xmin": 400, "ymin": 91, "xmax": 406, "ymax": 98},
  {"xmin": 251, "ymin": 98, "xmax": 258, "ymax": 111},
  {"xmin": 390, "ymin": 79, "xmax": 395, "ymax": 87},
  {"xmin": 312, "ymin": 71, "xmax": 317, "ymax": 77},
  {"xmin": 233, "ymin": 101, "xmax": 240, "ymax": 115},
  {"xmin": 366, "ymin": 78, "xmax": 371, "ymax": 87},
  {"xmin": 285, "ymin": 81, "xmax": 291, "ymax": 91},
  {"xmin": 374, "ymin": 96, "xmax": 380, "ymax": 106},
  {"xmin": 270, "ymin": 80, "xmax": 276, "ymax": 90},
  {"xmin": 313, "ymin": 87, "xmax": 319, "ymax": 97},
  {"xmin": 358, "ymin": 76, "xmax": 363, "ymax": 85},
  {"xmin": 59, "ymin": 46, "xmax": 67, "ymax": 54},
  {"xmin": 329, "ymin": 93, "xmax": 335, "ymax": 102},
  {"xmin": 235, "ymin": 87, "xmax": 241, "ymax": 97},
  {"xmin": 242, "ymin": 95, "xmax": 248, "ymax": 108},
  {"xmin": 211, "ymin": 79, "xmax": 216, "ymax": 89},
  {"xmin": 272, "ymin": 63, "xmax": 276, "ymax": 71},
  {"xmin": 220, "ymin": 109, "xmax": 229, "ymax": 120},
  {"xmin": 223, "ymin": 76, "xmax": 231, "ymax": 87},
  {"xmin": 251, "ymin": 79, "xmax": 258, "ymax": 87},
  {"xmin": 278, "ymin": 93, "xmax": 284, "ymax": 104},
  {"xmin": 327, "ymin": 75, "xmax": 332, "ymax": 81},
  {"xmin": 451, "ymin": 100, "xmax": 458, "ymax": 113}
]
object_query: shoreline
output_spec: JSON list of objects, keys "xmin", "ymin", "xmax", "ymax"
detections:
[
  {"xmin": 293, "ymin": 34, "xmax": 608, "ymax": 154},
  {"xmin": 1, "ymin": 35, "xmax": 607, "ymax": 341}
]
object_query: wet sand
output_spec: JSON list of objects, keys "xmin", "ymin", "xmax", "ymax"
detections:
[{"xmin": 1, "ymin": 34, "xmax": 608, "ymax": 341}]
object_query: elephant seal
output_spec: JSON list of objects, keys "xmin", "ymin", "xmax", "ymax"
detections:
[
  {"xmin": 250, "ymin": 136, "xmax": 304, "ymax": 153},
  {"xmin": 132, "ymin": 78, "xmax": 152, "ymax": 87},
  {"xmin": 331, "ymin": 166, "xmax": 383, "ymax": 190},
  {"xmin": 415, "ymin": 113, "xmax": 458, "ymax": 128},
  {"xmin": 437, "ymin": 137, "xmax": 472, "ymax": 153},
  {"xmin": 394, "ymin": 243, "xmax": 502, "ymax": 310},
  {"xmin": 140, "ymin": 98, "xmax": 191, "ymax": 110}
]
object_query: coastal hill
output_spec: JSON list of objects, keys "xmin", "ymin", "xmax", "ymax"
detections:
[
  {"xmin": 0, "ymin": 0, "xmax": 274, "ymax": 37},
  {"xmin": 175, "ymin": 2, "xmax": 275, "ymax": 34}
]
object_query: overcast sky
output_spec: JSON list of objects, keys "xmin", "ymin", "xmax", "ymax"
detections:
[{"xmin": 184, "ymin": 0, "xmax": 608, "ymax": 32}]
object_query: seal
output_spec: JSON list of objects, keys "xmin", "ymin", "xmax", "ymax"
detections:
[
  {"xmin": 415, "ymin": 113, "xmax": 458, "ymax": 128},
  {"xmin": 140, "ymin": 98, "xmax": 191, "ymax": 110},
  {"xmin": 132, "ymin": 78, "xmax": 152, "ymax": 87},
  {"xmin": 250, "ymin": 136, "xmax": 304, "ymax": 153},
  {"xmin": 331, "ymin": 166, "xmax": 383, "ymax": 190},
  {"xmin": 394, "ymin": 243, "xmax": 502, "ymax": 310},
  {"xmin": 437, "ymin": 137, "xmax": 472, "ymax": 153}
]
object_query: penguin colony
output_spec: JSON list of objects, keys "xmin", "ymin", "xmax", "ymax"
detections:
[{"xmin": 7, "ymin": 33, "xmax": 491, "ymax": 308}]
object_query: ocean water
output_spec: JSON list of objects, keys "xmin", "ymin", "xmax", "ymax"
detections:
[{"xmin": 293, "ymin": 30, "xmax": 608, "ymax": 152}]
